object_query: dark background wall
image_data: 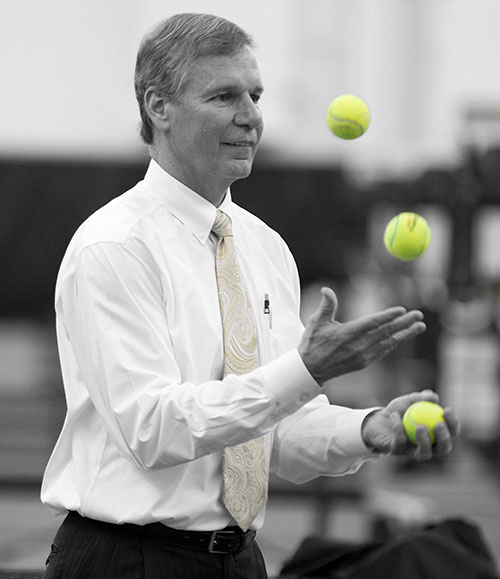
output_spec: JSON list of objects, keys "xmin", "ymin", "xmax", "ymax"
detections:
[{"xmin": 2, "ymin": 148, "xmax": 499, "ymax": 317}]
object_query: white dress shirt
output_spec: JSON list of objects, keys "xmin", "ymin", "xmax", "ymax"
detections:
[{"xmin": 41, "ymin": 159, "xmax": 376, "ymax": 531}]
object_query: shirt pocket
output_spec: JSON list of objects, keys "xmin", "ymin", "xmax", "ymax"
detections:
[{"xmin": 258, "ymin": 309, "xmax": 281, "ymax": 364}]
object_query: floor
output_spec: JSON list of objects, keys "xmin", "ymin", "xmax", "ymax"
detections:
[{"xmin": 0, "ymin": 440, "xmax": 499, "ymax": 578}]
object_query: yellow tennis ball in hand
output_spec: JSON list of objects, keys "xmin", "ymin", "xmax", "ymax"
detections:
[
  {"xmin": 403, "ymin": 401, "xmax": 445, "ymax": 445},
  {"xmin": 326, "ymin": 94, "xmax": 371, "ymax": 139},
  {"xmin": 384, "ymin": 212, "xmax": 431, "ymax": 261}
]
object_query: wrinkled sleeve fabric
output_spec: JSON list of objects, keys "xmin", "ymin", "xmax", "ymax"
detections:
[
  {"xmin": 58, "ymin": 241, "xmax": 320, "ymax": 470},
  {"xmin": 271, "ymin": 395, "xmax": 378, "ymax": 484}
]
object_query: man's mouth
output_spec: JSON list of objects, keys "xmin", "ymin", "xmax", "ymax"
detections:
[{"xmin": 224, "ymin": 141, "xmax": 255, "ymax": 147}]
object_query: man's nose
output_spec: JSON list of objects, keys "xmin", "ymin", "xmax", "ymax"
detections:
[{"xmin": 234, "ymin": 96, "xmax": 263, "ymax": 129}]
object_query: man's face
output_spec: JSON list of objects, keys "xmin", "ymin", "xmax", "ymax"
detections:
[{"xmin": 165, "ymin": 46, "xmax": 264, "ymax": 202}]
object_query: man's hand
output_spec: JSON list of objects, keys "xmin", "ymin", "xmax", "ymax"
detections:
[
  {"xmin": 298, "ymin": 287, "xmax": 427, "ymax": 385},
  {"xmin": 361, "ymin": 390, "xmax": 461, "ymax": 460}
]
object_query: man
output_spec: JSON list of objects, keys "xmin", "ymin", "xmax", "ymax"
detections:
[{"xmin": 41, "ymin": 13, "xmax": 459, "ymax": 579}]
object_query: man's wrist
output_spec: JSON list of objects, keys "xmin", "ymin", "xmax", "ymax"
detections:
[
  {"xmin": 297, "ymin": 347, "xmax": 325, "ymax": 388},
  {"xmin": 361, "ymin": 409, "xmax": 387, "ymax": 455}
]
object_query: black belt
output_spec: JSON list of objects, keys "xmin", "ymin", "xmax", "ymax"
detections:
[
  {"xmin": 67, "ymin": 511, "xmax": 256, "ymax": 555},
  {"xmin": 148, "ymin": 525, "xmax": 257, "ymax": 554}
]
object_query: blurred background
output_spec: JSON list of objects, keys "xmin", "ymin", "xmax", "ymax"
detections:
[{"xmin": 1, "ymin": 0, "xmax": 500, "ymax": 575}]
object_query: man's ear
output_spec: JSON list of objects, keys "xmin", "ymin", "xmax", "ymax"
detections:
[{"xmin": 144, "ymin": 87, "xmax": 172, "ymax": 132}]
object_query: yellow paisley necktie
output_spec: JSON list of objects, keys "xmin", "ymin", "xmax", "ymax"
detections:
[{"xmin": 212, "ymin": 209, "xmax": 268, "ymax": 531}]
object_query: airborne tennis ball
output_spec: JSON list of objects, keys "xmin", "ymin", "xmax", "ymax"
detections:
[
  {"xmin": 403, "ymin": 401, "xmax": 445, "ymax": 445},
  {"xmin": 326, "ymin": 94, "xmax": 371, "ymax": 139},
  {"xmin": 384, "ymin": 212, "xmax": 431, "ymax": 261}
]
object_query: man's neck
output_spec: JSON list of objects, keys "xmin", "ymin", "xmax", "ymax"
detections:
[{"xmin": 149, "ymin": 149, "xmax": 228, "ymax": 207}]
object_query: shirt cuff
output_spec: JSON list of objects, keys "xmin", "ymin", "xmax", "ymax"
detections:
[
  {"xmin": 258, "ymin": 349, "xmax": 322, "ymax": 415},
  {"xmin": 337, "ymin": 407, "xmax": 385, "ymax": 458}
]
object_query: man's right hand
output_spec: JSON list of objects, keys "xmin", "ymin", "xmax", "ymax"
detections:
[{"xmin": 298, "ymin": 287, "xmax": 426, "ymax": 386}]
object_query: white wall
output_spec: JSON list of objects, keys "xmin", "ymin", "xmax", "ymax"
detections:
[{"xmin": 2, "ymin": 0, "xmax": 500, "ymax": 176}]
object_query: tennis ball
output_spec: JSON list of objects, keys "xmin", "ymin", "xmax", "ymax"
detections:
[
  {"xmin": 403, "ymin": 401, "xmax": 445, "ymax": 445},
  {"xmin": 383, "ymin": 212, "xmax": 431, "ymax": 261},
  {"xmin": 326, "ymin": 94, "xmax": 371, "ymax": 139}
]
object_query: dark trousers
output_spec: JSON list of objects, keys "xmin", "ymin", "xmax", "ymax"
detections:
[{"xmin": 43, "ymin": 512, "xmax": 268, "ymax": 579}]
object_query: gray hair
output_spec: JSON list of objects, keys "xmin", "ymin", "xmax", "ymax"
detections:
[{"xmin": 134, "ymin": 13, "xmax": 255, "ymax": 144}]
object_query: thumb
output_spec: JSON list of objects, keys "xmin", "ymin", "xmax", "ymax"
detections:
[{"xmin": 314, "ymin": 287, "xmax": 338, "ymax": 324}]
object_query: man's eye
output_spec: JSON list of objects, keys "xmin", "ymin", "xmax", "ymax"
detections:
[
  {"xmin": 215, "ymin": 94, "xmax": 232, "ymax": 103},
  {"xmin": 251, "ymin": 94, "xmax": 261, "ymax": 104}
]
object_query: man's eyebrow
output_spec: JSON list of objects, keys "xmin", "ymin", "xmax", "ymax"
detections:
[{"xmin": 206, "ymin": 82, "xmax": 264, "ymax": 94}]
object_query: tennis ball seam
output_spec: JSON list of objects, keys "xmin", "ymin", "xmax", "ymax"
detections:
[
  {"xmin": 406, "ymin": 413, "xmax": 436, "ymax": 444},
  {"xmin": 326, "ymin": 95, "xmax": 370, "ymax": 140},
  {"xmin": 384, "ymin": 212, "xmax": 431, "ymax": 261},
  {"xmin": 404, "ymin": 414, "xmax": 420, "ymax": 444},
  {"xmin": 327, "ymin": 111, "xmax": 365, "ymax": 135},
  {"xmin": 387, "ymin": 214, "xmax": 400, "ymax": 251},
  {"xmin": 403, "ymin": 402, "xmax": 444, "ymax": 444}
]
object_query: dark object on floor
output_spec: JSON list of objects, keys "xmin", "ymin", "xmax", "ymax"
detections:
[{"xmin": 279, "ymin": 518, "xmax": 499, "ymax": 579}]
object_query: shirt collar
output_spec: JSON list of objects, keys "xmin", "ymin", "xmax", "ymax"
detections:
[{"xmin": 142, "ymin": 159, "xmax": 233, "ymax": 245}]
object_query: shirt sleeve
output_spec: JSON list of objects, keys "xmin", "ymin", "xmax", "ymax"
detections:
[
  {"xmin": 58, "ymin": 241, "xmax": 321, "ymax": 471},
  {"xmin": 270, "ymin": 395, "xmax": 379, "ymax": 484}
]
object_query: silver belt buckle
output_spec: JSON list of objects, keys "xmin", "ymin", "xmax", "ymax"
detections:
[{"xmin": 208, "ymin": 529, "xmax": 238, "ymax": 554}]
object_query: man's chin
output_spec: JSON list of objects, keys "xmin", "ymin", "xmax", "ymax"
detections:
[{"xmin": 225, "ymin": 159, "xmax": 254, "ymax": 181}]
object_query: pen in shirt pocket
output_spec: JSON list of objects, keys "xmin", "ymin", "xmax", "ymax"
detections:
[{"xmin": 263, "ymin": 293, "xmax": 272, "ymax": 329}]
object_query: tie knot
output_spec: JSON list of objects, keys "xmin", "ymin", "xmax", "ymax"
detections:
[{"xmin": 212, "ymin": 210, "xmax": 233, "ymax": 239}]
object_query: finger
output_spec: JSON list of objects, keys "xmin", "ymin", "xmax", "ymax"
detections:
[
  {"xmin": 414, "ymin": 389, "xmax": 440, "ymax": 404},
  {"xmin": 413, "ymin": 424, "xmax": 433, "ymax": 461},
  {"xmin": 382, "ymin": 310, "xmax": 426, "ymax": 340},
  {"xmin": 389, "ymin": 411, "xmax": 408, "ymax": 454},
  {"xmin": 443, "ymin": 407, "xmax": 461, "ymax": 437},
  {"xmin": 312, "ymin": 287, "xmax": 338, "ymax": 324},
  {"xmin": 433, "ymin": 421, "xmax": 453, "ymax": 455},
  {"xmin": 353, "ymin": 329, "xmax": 411, "ymax": 366},
  {"xmin": 355, "ymin": 306, "xmax": 408, "ymax": 333},
  {"xmin": 385, "ymin": 389, "xmax": 439, "ymax": 416},
  {"xmin": 390, "ymin": 321, "xmax": 427, "ymax": 344},
  {"xmin": 375, "ymin": 313, "xmax": 426, "ymax": 353},
  {"xmin": 371, "ymin": 324, "xmax": 424, "ymax": 358},
  {"xmin": 385, "ymin": 309, "xmax": 425, "ymax": 332},
  {"xmin": 359, "ymin": 322, "xmax": 425, "ymax": 364}
]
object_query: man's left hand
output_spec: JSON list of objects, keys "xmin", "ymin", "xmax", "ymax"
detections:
[{"xmin": 361, "ymin": 390, "xmax": 460, "ymax": 461}]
